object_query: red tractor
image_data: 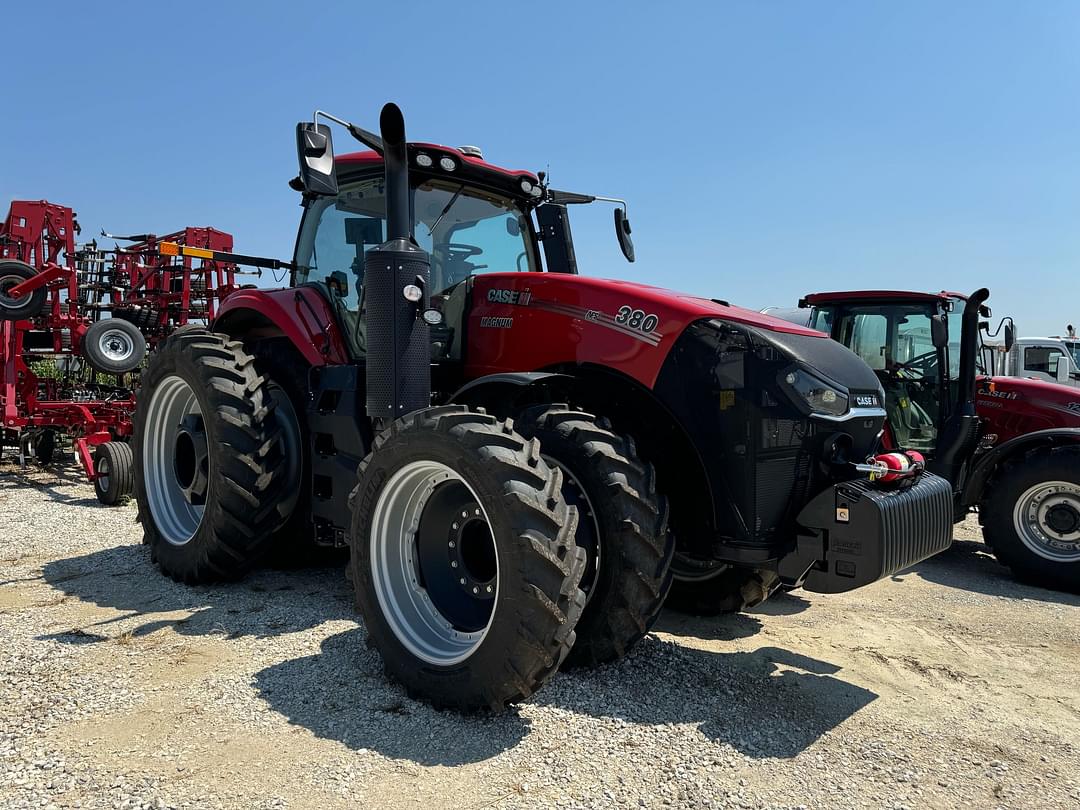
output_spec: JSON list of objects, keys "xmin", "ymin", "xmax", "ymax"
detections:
[
  {"xmin": 133, "ymin": 103, "xmax": 955, "ymax": 710},
  {"xmin": 792, "ymin": 289, "xmax": 1080, "ymax": 591}
]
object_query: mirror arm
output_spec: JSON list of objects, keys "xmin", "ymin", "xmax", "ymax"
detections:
[{"xmin": 314, "ymin": 110, "xmax": 384, "ymax": 154}]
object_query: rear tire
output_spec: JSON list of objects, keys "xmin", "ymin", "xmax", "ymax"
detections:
[
  {"xmin": 82, "ymin": 318, "xmax": 147, "ymax": 375},
  {"xmin": 981, "ymin": 446, "xmax": 1080, "ymax": 592},
  {"xmin": 666, "ymin": 563, "xmax": 779, "ymax": 615},
  {"xmin": 0, "ymin": 261, "xmax": 47, "ymax": 321},
  {"xmin": 516, "ymin": 405, "xmax": 673, "ymax": 668},
  {"xmin": 133, "ymin": 330, "xmax": 287, "ymax": 583},
  {"xmin": 93, "ymin": 442, "xmax": 133, "ymax": 506},
  {"xmin": 348, "ymin": 406, "xmax": 586, "ymax": 711}
]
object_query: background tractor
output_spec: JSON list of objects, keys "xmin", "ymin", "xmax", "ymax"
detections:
[
  {"xmin": 792, "ymin": 289, "xmax": 1080, "ymax": 591},
  {"xmin": 134, "ymin": 103, "xmax": 955, "ymax": 710}
]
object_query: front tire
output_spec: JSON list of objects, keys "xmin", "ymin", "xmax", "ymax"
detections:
[
  {"xmin": 133, "ymin": 331, "xmax": 287, "ymax": 583},
  {"xmin": 348, "ymin": 406, "xmax": 586, "ymax": 711},
  {"xmin": 516, "ymin": 405, "xmax": 673, "ymax": 668},
  {"xmin": 982, "ymin": 446, "xmax": 1080, "ymax": 592}
]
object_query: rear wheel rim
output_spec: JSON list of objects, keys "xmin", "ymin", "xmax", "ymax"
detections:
[
  {"xmin": 143, "ymin": 376, "xmax": 206, "ymax": 546},
  {"xmin": 544, "ymin": 457, "xmax": 602, "ymax": 602},
  {"xmin": 1012, "ymin": 481, "xmax": 1080, "ymax": 563},
  {"xmin": 370, "ymin": 461, "xmax": 498, "ymax": 666}
]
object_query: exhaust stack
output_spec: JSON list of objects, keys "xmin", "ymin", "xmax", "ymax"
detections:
[{"xmin": 364, "ymin": 103, "xmax": 431, "ymax": 425}]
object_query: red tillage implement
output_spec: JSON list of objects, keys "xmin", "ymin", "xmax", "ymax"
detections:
[{"xmin": 0, "ymin": 200, "xmax": 246, "ymax": 503}]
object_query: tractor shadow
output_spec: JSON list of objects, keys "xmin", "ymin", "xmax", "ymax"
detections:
[
  {"xmin": 895, "ymin": 538, "xmax": 1080, "ymax": 606},
  {"xmin": 534, "ymin": 619, "xmax": 876, "ymax": 760},
  {"xmin": 253, "ymin": 627, "xmax": 532, "ymax": 766},
  {"xmin": 40, "ymin": 543, "xmax": 355, "ymax": 642},
  {"xmin": 253, "ymin": 610, "xmax": 874, "ymax": 764},
  {"xmin": 0, "ymin": 457, "xmax": 99, "ymax": 507}
]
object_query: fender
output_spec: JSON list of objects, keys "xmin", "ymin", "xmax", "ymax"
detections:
[
  {"xmin": 449, "ymin": 372, "xmax": 574, "ymax": 415},
  {"xmin": 961, "ymin": 427, "xmax": 1080, "ymax": 507},
  {"xmin": 214, "ymin": 285, "xmax": 350, "ymax": 366}
]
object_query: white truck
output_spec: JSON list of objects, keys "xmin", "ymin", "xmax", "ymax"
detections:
[{"xmin": 1004, "ymin": 336, "xmax": 1080, "ymax": 387}]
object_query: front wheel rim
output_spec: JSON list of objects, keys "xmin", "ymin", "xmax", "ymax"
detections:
[
  {"xmin": 1012, "ymin": 481, "xmax": 1080, "ymax": 563},
  {"xmin": 143, "ymin": 375, "xmax": 206, "ymax": 546},
  {"xmin": 370, "ymin": 460, "xmax": 498, "ymax": 666}
]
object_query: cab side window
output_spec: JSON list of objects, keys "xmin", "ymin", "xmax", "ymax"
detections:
[{"xmin": 1025, "ymin": 346, "xmax": 1062, "ymax": 375}]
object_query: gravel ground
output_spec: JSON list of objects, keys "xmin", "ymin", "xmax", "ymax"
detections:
[{"xmin": 0, "ymin": 458, "xmax": 1078, "ymax": 810}]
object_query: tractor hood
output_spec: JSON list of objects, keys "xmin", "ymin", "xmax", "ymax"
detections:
[
  {"xmin": 978, "ymin": 375, "xmax": 1080, "ymax": 429},
  {"xmin": 466, "ymin": 272, "xmax": 877, "ymax": 394}
]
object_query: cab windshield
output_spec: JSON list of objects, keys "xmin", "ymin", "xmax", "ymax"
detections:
[
  {"xmin": 810, "ymin": 302, "xmax": 955, "ymax": 454},
  {"xmin": 293, "ymin": 175, "xmax": 534, "ymax": 355},
  {"xmin": 1067, "ymin": 341, "xmax": 1080, "ymax": 368}
]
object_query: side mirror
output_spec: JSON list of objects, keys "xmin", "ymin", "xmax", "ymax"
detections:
[
  {"xmin": 614, "ymin": 208, "xmax": 635, "ymax": 263},
  {"xmin": 1004, "ymin": 322, "xmax": 1015, "ymax": 353},
  {"xmin": 930, "ymin": 313, "xmax": 948, "ymax": 348},
  {"xmin": 1058, "ymin": 359, "xmax": 1071, "ymax": 384},
  {"xmin": 295, "ymin": 122, "xmax": 338, "ymax": 196}
]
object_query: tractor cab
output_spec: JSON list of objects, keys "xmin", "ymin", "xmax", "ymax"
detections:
[
  {"xmin": 800, "ymin": 290, "xmax": 973, "ymax": 457},
  {"xmin": 292, "ymin": 147, "xmax": 544, "ymax": 361},
  {"xmin": 291, "ymin": 121, "xmax": 634, "ymax": 367}
]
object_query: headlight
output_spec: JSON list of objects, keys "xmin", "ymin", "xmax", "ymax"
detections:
[{"xmin": 781, "ymin": 368, "xmax": 849, "ymax": 418}]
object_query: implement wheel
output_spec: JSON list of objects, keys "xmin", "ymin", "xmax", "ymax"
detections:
[
  {"xmin": 134, "ymin": 331, "xmax": 289, "ymax": 583},
  {"xmin": 0, "ymin": 261, "xmax": 47, "ymax": 321},
  {"xmin": 82, "ymin": 318, "xmax": 147, "ymax": 375},
  {"xmin": 348, "ymin": 406, "xmax": 586, "ymax": 711},
  {"xmin": 516, "ymin": 405, "xmax": 673, "ymax": 668},
  {"xmin": 93, "ymin": 442, "xmax": 134, "ymax": 506}
]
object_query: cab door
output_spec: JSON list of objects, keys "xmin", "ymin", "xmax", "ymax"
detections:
[{"xmin": 1019, "ymin": 343, "xmax": 1068, "ymax": 385}]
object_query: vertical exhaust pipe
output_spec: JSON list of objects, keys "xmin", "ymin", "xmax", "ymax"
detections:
[
  {"xmin": 956, "ymin": 287, "xmax": 990, "ymax": 414},
  {"xmin": 380, "ymin": 104, "xmax": 411, "ymax": 242},
  {"xmin": 364, "ymin": 103, "xmax": 431, "ymax": 426}
]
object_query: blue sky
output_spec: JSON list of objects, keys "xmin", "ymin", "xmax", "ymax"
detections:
[{"xmin": 4, "ymin": 1, "xmax": 1079, "ymax": 335}]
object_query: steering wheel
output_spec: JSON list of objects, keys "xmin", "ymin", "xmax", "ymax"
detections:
[
  {"xmin": 891, "ymin": 350, "xmax": 938, "ymax": 377},
  {"xmin": 447, "ymin": 243, "xmax": 483, "ymax": 260}
]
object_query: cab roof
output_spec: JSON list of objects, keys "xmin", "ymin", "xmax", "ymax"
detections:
[{"xmin": 800, "ymin": 290, "xmax": 964, "ymax": 307}]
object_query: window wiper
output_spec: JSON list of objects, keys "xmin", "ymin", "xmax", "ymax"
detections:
[{"xmin": 427, "ymin": 185, "xmax": 465, "ymax": 236}]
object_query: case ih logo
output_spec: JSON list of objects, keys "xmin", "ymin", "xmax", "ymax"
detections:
[
  {"xmin": 855, "ymin": 394, "xmax": 880, "ymax": 408},
  {"xmin": 487, "ymin": 288, "xmax": 532, "ymax": 306}
]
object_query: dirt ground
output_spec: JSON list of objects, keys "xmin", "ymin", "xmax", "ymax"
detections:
[{"xmin": 0, "ymin": 459, "xmax": 1077, "ymax": 809}]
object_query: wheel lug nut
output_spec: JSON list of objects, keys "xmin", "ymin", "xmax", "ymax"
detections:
[
  {"xmin": 485, "ymin": 585, "xmax": 493, "ymax": 593},
  {"xmin": 459, "ymin": 578, "xmax": 466, "ymax": 585},
  {"xmin": 451, "ymin": 561, "xmax": 458, "ymax": 568},
  {"xmin": 474, "ymin": 508, "xmax": 481, "ymax": 516},
  {"xmin": 452, "ymin": 522, "xmax": 458, "ymax": 530},
  {"xmin": 472, "ymin": 587, "xmax": 479, "ymax": 594},
  {"xmin": 461, "ymin": 511, "xmax": 468, "ymax": 518},
  {"xmin": 448, "ymin": 540, "xmax": 456, "ymax": 548}
]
